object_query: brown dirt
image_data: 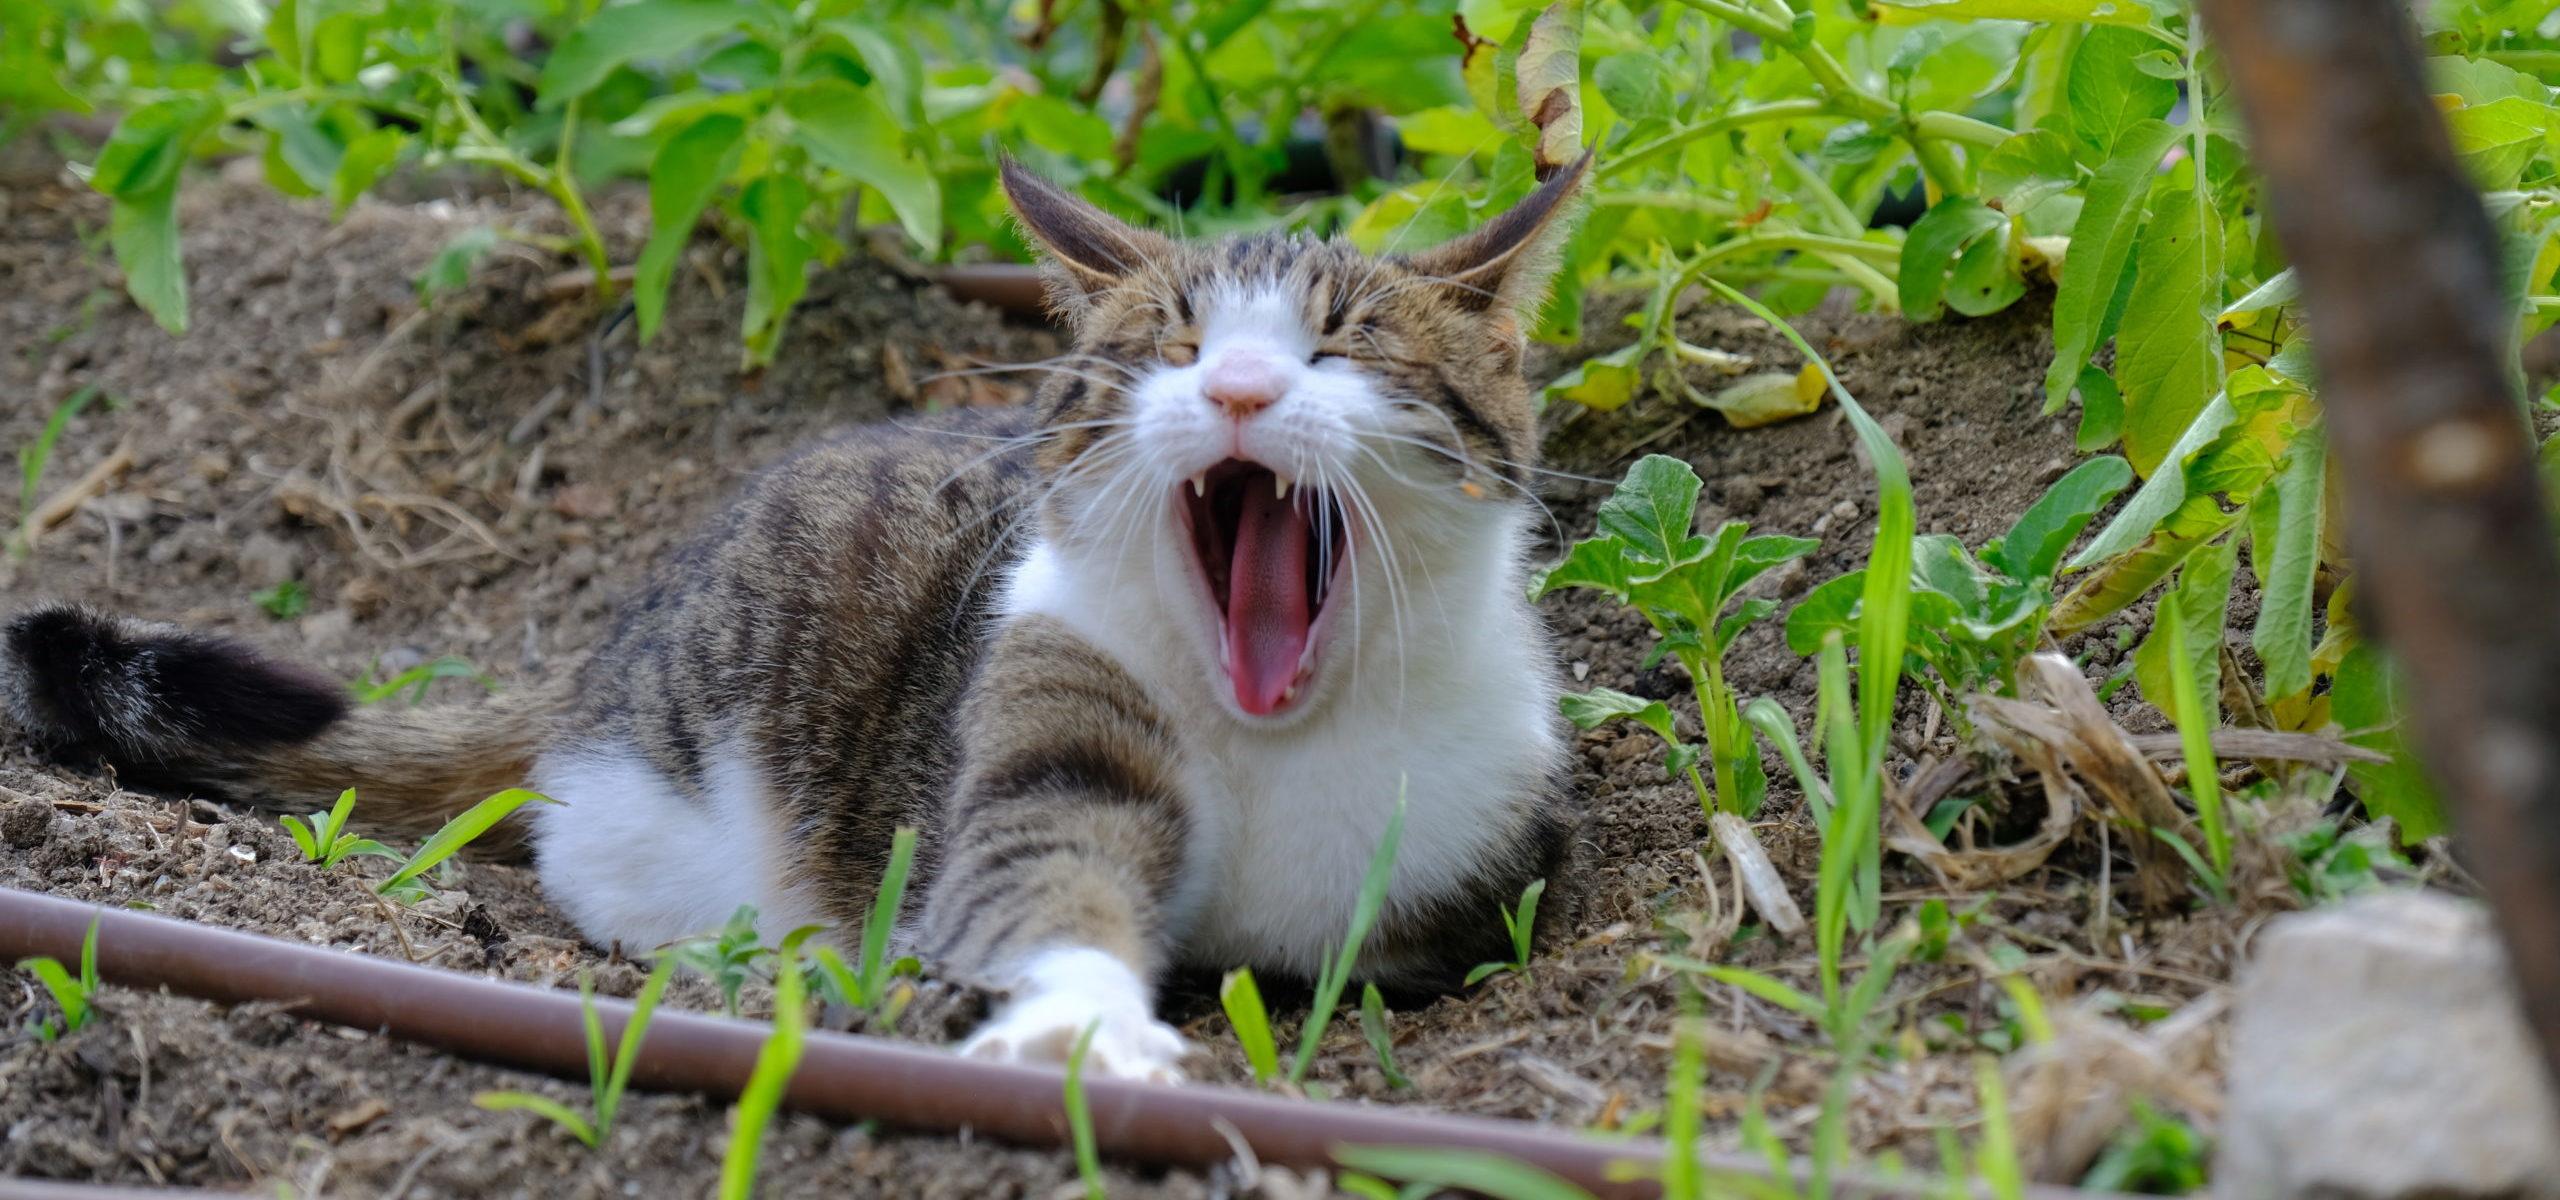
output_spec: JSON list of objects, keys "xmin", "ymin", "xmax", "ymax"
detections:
[{"xmin": 2, "ymin": 170, "xmax": 2240, "ymax": 1196}]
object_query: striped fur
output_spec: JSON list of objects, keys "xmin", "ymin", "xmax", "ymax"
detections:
[{"xmin": 0, "ymin": 157, "xmax": 1591, "ymax": 1079}]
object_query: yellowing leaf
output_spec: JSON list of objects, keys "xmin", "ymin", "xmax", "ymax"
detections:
[
  {"xmin": 1695, "ymin": 370, "xmax": 1821, "ymax": 428},
  {"xmin": 1513, "ymin": 0, "xmax": 1583, "ymax": 178},
  {"xmin": 1544, "ymin": 342, "xmax": 1645, "ymax": 411}
]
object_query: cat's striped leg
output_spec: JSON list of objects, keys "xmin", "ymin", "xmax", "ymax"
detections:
[{"xmin": 921, "ymin": 617, "xmax": 1195, "ymax": 1082}]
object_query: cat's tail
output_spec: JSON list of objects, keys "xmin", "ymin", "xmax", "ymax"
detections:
[{"xmin": 0, "ymin": 603, "xmax": 566, "ymax": 855}]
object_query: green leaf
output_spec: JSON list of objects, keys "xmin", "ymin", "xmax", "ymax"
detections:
[
  {"xmin": 1541, "ymin": 341, "xmax": 1647, "ymax": 411},
  {"xmin": 2044, "ymin": 119, "xmax": 2181, "ymax": 414},
  {"xmin": 1290, "ymin": 782, "xmax": 1405, "ymax": 1082},
  {"xmin": 539, "ymin": 0, "xmax": 761, "ymax": 102},
  {"xmin": 2249, "ymin": 426, "xmax": 2325, "ymax": 701},
  {"xmin": 2074, "ymin": 363, "xmax": 2126, "ymax": 452},
  {"xmin": 1981, "ymin": 128, "xmax": 2080, "ymax": 212},
  {"xmin": 1220, "ymin": 967, "xmax": 1279, "ymax": 1083},
  {"xmin": 1332, "ymin": 1146, "xmax": 1598, "ymax": 1200},
  {"xmin": 1870, "ymin": 0, "xmax": 2152, "ymax": 24},
  {"xmin": 1359, "ymin": 983, "xmax": 1413, "ymax": 1089},
  {"xmin": 2330, "ymin": 645, "xmax": 2446, "ymax": 841},
  {"xmin": 1899, "ymin": 197, "xmax": 2008, "ymax": 321},
  {"xmin": 2069, "ymin": 387, "xmax": 2239, "ymax": 571},
  {"xmin": 1652, "ymin": 956, "xmax": 1827, "ymax": 1020},
  {"xmin": 783, "ymin": 82, "xmax": 942, "ymax": 250},
  {"xmin": 2064, "ymin": 27, "xmax": 2179, "ymax": 160},
  {"xmin": 720, "ymin": 944, "xmax": 808, "ymax": 1200},
  {"xmin": 817, "ymin": 18, "xmax": 926, "ymax": 125},
  {"xmin": 2133, "ymin": 534, "xmax": 2236, "ymax": 728},
  {"xmin": 635, "ymin": 113, "xmax": 747, "ymax": 342},
  {"xmin": 2445, "ymin": 95, "xmax": 2552, "ymax": 189},
  {"xmin": 330, "ymin": 127, "xmax": 404, "ymax": 220},
  {"xmin": 1592, "ymin": 454, "xmax": 1708, "ymax": 575},
  {"xmin": 1946, "ymin": 229, "xmax": 2029, "ymax": 317},
  {"xmin": 1558, "ymin": 688, "xmax": 1700, "ymax": 778},
  {"xmin": 474, "ymin": 1092, "xmax": 599, "ymax": 1147},
  {"xmin": 1531, "ymin": 535, "xmax": 1633, "ymax": 600},
  {"xmin": 109, "ymin": 179, "xmax": 188, "ymax": 335},
  {"xmin": 740, "ymin": 170, "xmax": 814, "ymax": 365},
  {"xmin": 1593, "ymin": 52, "xmax": 1673, "ymax": 123},
  {"xmin": 1991, "ymin": 455, "xmax": 2134, "ymax": 583},
  {"xmin": 2220, "ymin": 268, "xmax": 2298, "ymax": 326},
  {"xmin": 2117, "ymin": 174, "xmax": 2221, "ymax": 476},
  {"xmin": 91, "ymin": 98, "xmax": 212, "ymax": 199},
  {"xmin": 417, "ymin": 226, "xmax": 498, "ymax": 305},
  {"xmin": 379, "ymin": 788, "xmax": 559, "ymax": 897},
  {"xmin": 1785, "ymin": 569, "xmax": 1866, "ymax": 657}
]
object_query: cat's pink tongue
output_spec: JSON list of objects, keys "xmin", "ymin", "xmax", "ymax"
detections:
[{"xmin": 1225, "ymin": 483, "xmax": 1312, "ymax": 715}]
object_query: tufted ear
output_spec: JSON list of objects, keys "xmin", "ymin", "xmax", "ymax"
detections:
[
  {"xmin": 999, "ymin": 156, "xmax": 1176, "ymax": 315},
  {"xmin": 1399, "ymin": 150, "xmax": 1593, "ymax": 318}
]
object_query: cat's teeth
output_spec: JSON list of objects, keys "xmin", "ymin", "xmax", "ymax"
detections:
[
  {"xmin": 1274, "ymin": 474, "xmax": 1292, "ymax": 500},
  {"xmin": 1190, "ymin": 473, "xmax": 1208, "ymax": 497}
]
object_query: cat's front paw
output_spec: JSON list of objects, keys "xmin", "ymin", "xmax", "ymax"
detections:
[{"xmin": 957, "ymin": 947, "xmax": 1190, "ymax": 1083}]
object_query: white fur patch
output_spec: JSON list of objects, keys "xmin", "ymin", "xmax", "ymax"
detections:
[
  {"xmin": 528, "ymin": 739, "xmax": 824, "ymax": 951},
  {"xmin": 958, "ymin": 946, "xmax": 1189, "ymax": 1082}
]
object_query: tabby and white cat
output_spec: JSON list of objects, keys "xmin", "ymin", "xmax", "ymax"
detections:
[{"xmin": 0, "ymin": 156, "xmax": 1589, "ymax": 1081}]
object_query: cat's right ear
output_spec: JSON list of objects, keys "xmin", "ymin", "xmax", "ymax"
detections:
[{"xmin": 999, "ymin": 156, "xmax": 1173, "ymax": 313}]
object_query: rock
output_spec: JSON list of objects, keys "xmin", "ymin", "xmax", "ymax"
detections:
[
  {"xmin": 2216, "ymin": 890, "xmax": 2560, "ymax": 1199},
  {"xmin": 1, "ymin": 797, "xmax": 53, "ymax": 848}
]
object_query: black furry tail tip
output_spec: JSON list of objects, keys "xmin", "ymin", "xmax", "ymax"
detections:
[{"xmin": 0, "ymin": 603, "xmax": 349, "ymax": 765}]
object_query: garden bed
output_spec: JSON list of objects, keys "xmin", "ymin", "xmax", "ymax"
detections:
[{"xmin": 1, "ymin": 175, "xmax": 2237, "ymax": 1196}]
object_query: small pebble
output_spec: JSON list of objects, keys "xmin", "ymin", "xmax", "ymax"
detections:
[{"xmin": 229, "ymin": 844, "xmax": 258, "ymax": 866}]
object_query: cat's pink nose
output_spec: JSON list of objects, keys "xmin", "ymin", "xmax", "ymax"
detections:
[{"xmin": 1203, "ymin": 350, "xmax": 1286, "ymax": 419}]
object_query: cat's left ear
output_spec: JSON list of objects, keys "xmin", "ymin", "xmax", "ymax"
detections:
[
  {"xmin": 999, "ymin": 156, "xmax": 1175, "ymax": 315},
  {"xmin": 1400, "ymin": 151, "xmax": 1594, "ymax": 318}
]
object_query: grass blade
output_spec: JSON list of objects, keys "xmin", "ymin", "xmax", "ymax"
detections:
[
  {"xmin": 474, "ymin": 1092, "xmax": 599, "ymax": 1147},
  {"xmin": 859, "ymin": 827, "xmax": 918, "ymax": 1002},
  {"xmin": 1329, "ymin": 1146, "xmax": 1599, "ymax": 1200},
  {"xmin": 599, "ymin": 955, "xmax": 676, "ymax": 1136},
  {"xmin": 379, "ymin": 788, "xmax": 559, "ymax": 897},
  {"xmin": 1358, "ymin": 983, "xmax": 1412, "ymax": 1089},
  {"xmin": 1290, "ymin": 779, "xmax": 1406, "ymax": 1082},
  {"xmin": 2159, "ymin": 590, "xmax": 2231, "ymax": 879},
  {"xmin": 720, "ymin": 941, "xmax": 809, "ymax": 1200},
  {"xmin": 1065, "ymin": 1020, "xmax": 1105, "ymax": 1200},
  {"xmin": 1220, "ymin": 967, "xmax": 1279, "ymax": 1084}
]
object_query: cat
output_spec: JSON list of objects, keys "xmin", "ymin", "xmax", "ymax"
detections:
[{"xmin": 0, "ymin": 154, "xmax": 1590, "ymax": 1082}]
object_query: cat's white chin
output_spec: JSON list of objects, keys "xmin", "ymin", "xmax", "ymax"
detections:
[{"xmin": 958, "ymin": 946, "xmax": 1191, "ymax": 1083}]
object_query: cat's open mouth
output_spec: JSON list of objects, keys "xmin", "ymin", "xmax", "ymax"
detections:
[{"xmin": 1177, "ymin": 458, "xmax": 1349, "ymax": 717}]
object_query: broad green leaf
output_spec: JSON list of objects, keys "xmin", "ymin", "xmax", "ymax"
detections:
[
  {"xmin": 2444, "ymin": 95, "xmax": 2551, "ymax": 189},
  {"xmin": 1396, "ymin": 106, "xmax": 1505, "ymax": 156},
  {"xmin": 1532, "ymin": 536, "xmax": 1634, "ymax": 600},
  {"xmin": 1786, "ymin": 570, "xmax": 1866, "ymax": 657},
  {"xmin": 2330, "ymin": 645, "xmax": 2446, "ymax": 841},
  {"xmin": 2249, "ymin": 426, "xmax": 2325, "ymax": 701},
  {"xmin": 2048, "ymin": 504, "xmax": 2232, "ymax": 634},
  {"xmin": 416, "ymin": 226, "xmax": 499, "ymax": 304},
  {"xmin": 2064, "ymin": 27, "xmax": 2179, "ymax": 160},
  {"xmin": 817, "ymin": 18, "xmax": 925, "ymax": 124},
  {"xmin": 635, "ymin": 113, "xmax": 748, "ymax": 341},
  {"xmin": 2117, "ymin": 175, "xmax": 2221, "ymax": 476},
  {"xmin": 1593, "ymin": 455, "xmax": 1708, "ymax": 574},
  {"xmin": 2074, "ymin": 362, "xmax": 2125, "ymax": 451},
  {"xmin": 741, "ymin": 170, "xmax": 814, "ymax": 365},
  {"xmin": 783, "ymin": 82, "xmax": 942, "ymax": 249},
  {"xmin": 2428, "ymin": 54, "xmax": 2548, "ymax": 106},
  {"xmin": 2069, "ymin": 387, "xmax": 2238, "ymax": 570},
  {"xmin": 1992, "ymin": 455, "xmax": 2134, "ymax": 583},
  {"xmin": 1980, "ymin": 128, "xmax": 2079, "ymax": 211},
  {"xmin": 92, "ymin": 98, "xmax": 214, "ymax": 198},
  {"xmin": 1946, "ymin": 229, "xmax": 2028, "ymax": 316},
  {"xmin": 2219, "ymin": 268, "xmax": 2298, "ymax": 326},
  {"xmin": 2132, "ymin": 533, "xmax": 2236, "ymax": 728},
  {"xmin": 1559, "ymin": 687, "xmax": 1702, "ymax": 779},
  {"xmin": 1593, "ymin": 52, "xmax": 1672, "ymax": 123},
  {"xmin": 1899, "ymin": 197, "xmax": 2008, "ymax": 320},
  {"xmin": 1870, "ymin": 0, "xmax": 2153, "ymax": 25},
  {"xmin": 330, "ymin": 127, "xmax": 404, "ymax": 219},
  {"xmin": 2044, "ymin": 119, "xmax": 2181, "ymax": 413},
  {"xmin": 539, "ymin": 0, "xmax": 763, "ymax": 102},
  {"xmin": 110, "ymin": 179, "xmax": 188, "ymax": 335}
]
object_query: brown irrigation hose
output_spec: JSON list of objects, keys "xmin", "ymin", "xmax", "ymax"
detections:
[
  {"xmin": 2196, "ymin": 0, "xmax": 2560, "ymax": 1099},
  {"xmin": 0, "ymin": 888, "xmax": 2132, "ymax": 1199}
]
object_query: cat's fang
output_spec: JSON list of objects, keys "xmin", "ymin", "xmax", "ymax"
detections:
[
  {"xmin": 1190, "ymin": 473, "xmax": 1207, "ymax": 497},
  {"xmin": 1274, "ymin": 474, "xmax": 1292, "ymax": 500}
]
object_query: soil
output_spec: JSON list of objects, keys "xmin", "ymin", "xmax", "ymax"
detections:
[{"xmin": 1, "ymin": 167, "xmax": 2242, "ymax": 1197}]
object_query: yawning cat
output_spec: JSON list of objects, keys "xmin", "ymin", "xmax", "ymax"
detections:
[{"xmin": 1, "ymin": 155, "xmax": 1589, "ymax": 1081}]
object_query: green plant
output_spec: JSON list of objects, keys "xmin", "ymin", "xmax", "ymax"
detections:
[
  {"xmin": 18, "ymin": 916, "xmax": 101, "ymax": 1040},
  {"xmin": 1464, "ymin": 877, "xmax": 1545, "ymax": 985},
  {"xmin": 1218, "ymin": 967, "xmax": 1279, "ymax": 1086},
  {"xmin": 1928, "ymin": 1059, "xmax": 2026, "ymax": 1200},
  {"xmin": 2155, "ymin": 587, "xmax": 2233, "ymax": 899},
  {"xmin": 2080, "ymin": 1101, "xmax": 2209, "ymax": 1193},
  {"xmin": 1357, "ymin": 983, "xmax": 1413, "ymax": 1090},
  {"xmin": 1289, "ymin": 780, "xmax": 1407, "ymax": 1084},
  {"xmin": 1332, "ymin": 1145, "xmax": 1598, "ymax": 1200},
  {"xmin": 278, "ymin": 787, "xmax": 398, "ymax": 869},
  {"xmin": 474, "ymin": 954, "xmax": 675, "ymax": 1147},
  {"xmin": 11, "ymin": 386, "xmax": 98, "ymax": 557},
  {"xmin": 720, "ymin": 926, "xmax": 813, "ymax": 1200},
  {"xmin": 807, "ymin": 826, "xmax": 919, "ymax": 1018},
  {"xmin": 668, "ymin": 904, "xmax": 768, "ymax": 1018},
  {"xmin": 351, "ymin": 654, "xmax": 498, "ymax": 707},
  {"xmin": 1785, "ymin": 456, "xmax": 2136, "ymax": 709},
  {"xmin": 1061, "ymin": 1018, "xmax": 1106, "ymax": 1200},
  {"xmin": 377, "ymin": 788, "xmax": 559, "ymax": 902},
  {"xmin": 251, "ymin": 579, "xmax": 310, "ymax": 621},
  {"xmin": 1539, "ymin": 455, "xmax": 1816, "ymax": 826}
]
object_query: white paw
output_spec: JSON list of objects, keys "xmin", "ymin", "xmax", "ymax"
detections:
[{"xmin": 957, "ymin": 947, "xmax": 1190, "ymax": 1083}]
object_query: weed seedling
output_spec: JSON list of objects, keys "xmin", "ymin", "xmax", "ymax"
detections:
[
  {"xmin": 1064, "ymin": 1019, "xmax": 1105, "ymax": 1200},
  {"xmin": 12, "ymin": 387, "xmax": 98, "ymax": 556},
  {"xmin": 720, "ymin": 927, "xmax": 813, "ymax": 1200},
  {"xmin": 1288, "ymin": 780, "xmax": 1407, "ymax": 1084},
  {"xmin": 809, "ymin": 826, "xmax": 920, "ymax": 1018},
  {"xmin": 1465, "ymin": 877, "xmax": 1544, "ymax": 985},
  {"xmin": 351, "ymin": 654, "xmax": 498, "ymax": 707},
  {"xmin": 18, "ymin": 916, "xmax": 100, "ymax": 1040},
  {"xmin": 2158, "ymin": 589, "xmax": 2234, "ymax": 895},
  {"xmin": 251, "ymin": 579, "xmax": 309, "ymax": 621},
  {"xmin": 1331, "ymin": 1144, "xmax": 1597, "ymax": 1200},
  {"xmin": 279, "ymin": 788, "xmax": 397, "ymax": 870},
  {"xmin": 1358, "ymin": 983, "xmax": 1412, "ymax": 1090},
  {"xmin": 670, "ymin": 906, "xmax": 768, "ymax": 1018},
  {"xmin": 475, "ymin": 955, "xmax": 675, "ymax": 1147},
  {"xmin": 377, "ymin": 788, "xmax": 557, "ymax": 903},
  {"xmin": 1218, "ymin": 967, "xmax": 1279, "ymax": 1085}
]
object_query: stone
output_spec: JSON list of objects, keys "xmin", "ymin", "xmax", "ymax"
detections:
[{"xmin": 2216, "ymin": 890, "xmax": 2560, "ymax": 1199}]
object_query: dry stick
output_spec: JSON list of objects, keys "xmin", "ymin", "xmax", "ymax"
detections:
[
  {"xmin": 2196, "ymin": 0, "xmax": 2560, "ymax": 1097},
  {"xmin": 19, "ymin": 443, "xmax": 134, "ymax": 545},
  {"xmin": 0, "ymin": 888, "xmax": 2130, "ymax": 1200}
]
